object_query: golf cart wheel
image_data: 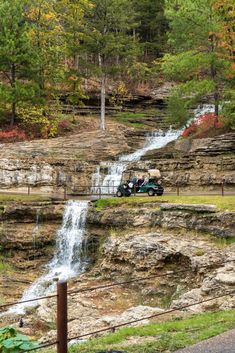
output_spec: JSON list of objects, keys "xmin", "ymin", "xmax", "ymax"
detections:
[
  {"xmin": 148, "ymin": 188, "xmax": 155, "ymax": 196},
  {"xmin": 116, "ymin": 190, "xmax": 123, "ymax": 197}
]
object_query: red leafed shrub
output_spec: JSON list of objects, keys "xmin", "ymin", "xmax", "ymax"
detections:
[
  {"xmin": 0, "ymin": 128, "xmax": 28, "ymax": 143},
  {"xmin": 182, "ymin": 113, "xmax": 225, "ymax": 138}
]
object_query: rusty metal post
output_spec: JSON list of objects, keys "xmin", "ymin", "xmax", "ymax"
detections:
[
  {"xmin": 57, "ymin": 280, "xmax": 68, "ymax": 353},
  {"xmin": 221, "ymin": 181, "xmax": 224, "ymax": 196}
]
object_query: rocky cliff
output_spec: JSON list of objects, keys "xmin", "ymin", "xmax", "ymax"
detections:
[
  {"xmin": 138, "ymin": 133, "xmax": 235, "ymax": 190},
  {"xmin": 0, "ymin": 120, "xmax": 234, "ymax": 194},
  {"xmin": 0, "ymin": 201, "xmax": 65, "ymax": 303}
]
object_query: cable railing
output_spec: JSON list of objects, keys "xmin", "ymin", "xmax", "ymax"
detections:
[
  {"xmin": 0, "ymin": 259, "xmax": 234, "ymax": 352},
  {"xmin": 0, "ymin": 180, "xmax": 232, "ymax": 200}
]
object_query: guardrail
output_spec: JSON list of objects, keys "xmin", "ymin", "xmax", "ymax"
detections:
[
  {"xmin": 22, "ymin": 181, "xmax": 231, "ymax": 200},
  {"xmin": 1, "ymin": 259, "xmax": 235, "ymax": 352}
]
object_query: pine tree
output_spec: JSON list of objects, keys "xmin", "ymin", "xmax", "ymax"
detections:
[
  {"xmin": 132, "ymin": 0, "xmax": 168, "ymax": 59},
  {"xmin": 162, "ymin": 0, "xmax": 234, "ymax": 125},
  {"xmin": 81, "ymin": 0, "xmax": 140, "ymax": 130},
  {"xmin": 0, "ymin": 0, "xmax": 39, "ymax": 126}
]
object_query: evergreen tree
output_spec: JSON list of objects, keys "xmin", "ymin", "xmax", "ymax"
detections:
[
  {"xmin": 82, "ymin": 0, "xmax": 140, "ymax": 130},
  {"xmin": 132, "ymin": 0, "xmax": 168, "ymax": 59},
  {"xmin": 162, "ymin": 0, "xmax": 234, "ymax": 126},
  {"xmin": 0, "ymin": 0, "xmax": 39, "ymax": 126}
]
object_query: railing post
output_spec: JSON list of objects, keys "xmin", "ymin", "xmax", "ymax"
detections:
[
  {"xmin": 64, "ymin": 185, "xmax": 67, "ymax": 201},
  {"xmin": 221, "ymin": 181, "xmax": 224, "ymax": 196},
  {"xmin": 134, "ymin": 184, "xmax": 136, "ymax": 196},
  {"xmin": 177, "ymin": 183, "xmax": 180, "ymax": 196},
  {"xmin": 57, "ymin": 280, "xmax": 68, "ymax": 353}
]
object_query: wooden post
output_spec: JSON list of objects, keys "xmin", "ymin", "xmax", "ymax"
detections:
[
  {"xmin": 57, "ymin": 281, "xmax": 68, "ymax": 353},
  {"xmin": 99, "ymin": 187, "xmax": 101, "ymax": 199},
  {"xmin": 27, "ymin": 185, "xmax": 30, "ymax": 195}
]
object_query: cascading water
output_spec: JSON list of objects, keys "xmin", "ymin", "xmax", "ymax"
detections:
[
  {"xmin": 8, "ymin": 200, "xmax": 89, "ymax": 315},
  {"xmin": 93, "ymin": 129, "xmax": 182, "ymax": 194},
  {"xmin": 92, "ymin": 104, "xmax": 216, "ymax": 194}
]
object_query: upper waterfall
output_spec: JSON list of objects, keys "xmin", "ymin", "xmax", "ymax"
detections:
[{"xmin": 92, "ymin": 129, "xmax": 182, "ymax": 194}]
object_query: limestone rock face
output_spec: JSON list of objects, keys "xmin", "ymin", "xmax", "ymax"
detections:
[
  {"xmin": 171, "ymin": 262, "xmax": 235, "ymax": 312},
  {"xmin": 98, "ymin": 305, "xmax": 164, "ymax": 327},
  {"xmin": 0, "ymin": 127, "xmax": 141, "ymax": 193},
  {"xmin": 139, "ymin": 133, "xmax": 235, "ymax": 190},
  {"xmin": 96, "ymin": 232, "xmax": 224, "ymax": 277},
  {"xmin": 87, "ymin": 204, "xmax": 235, "ymax": 238}
]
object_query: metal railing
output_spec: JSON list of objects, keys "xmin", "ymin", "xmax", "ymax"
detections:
[
  {"xmin": 0, "ymin": 259, "xmax": 235, "ymax": 352},
  {"xmin": 15, "ymin": 180, "xmax": 232, "ymax": 200}
]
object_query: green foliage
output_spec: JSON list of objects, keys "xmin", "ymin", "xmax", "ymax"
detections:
[
  {"xmin": 65, "ymin": 310, "xmax": 235, "ymax": 353},
  {"xmin": 0, "ymin": 0, "xmax": 40, "ymax": 124},
  {"xmin": 132, "ymin": 0, "xmax": 168, "ymax": 57},
  {"xmin": 113, "ymin": 112, "xmax": 146, "ymax": 128},
  {"xmin": 0, "ymin": 258, "xmax": 12, "ymax": 273},
  {"xmin": 0, "ymin": 326, "xmax": 38, "ymax": 353},
  {"xmin": 222, "ymin": 90, "xmax": 235, "ymax": 130},
  {"xmin": 162, "ymin": 0, "xmax": 234, "ymax": 127}
]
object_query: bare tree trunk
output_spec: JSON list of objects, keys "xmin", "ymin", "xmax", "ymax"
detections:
[
  {"xmin": 10, "ymin": 63, "xmax": 16, "ymax": 127},
  {"xmin": 100, "ymin": 75, "xmax": 106, "ymax": 130},
  {"xmin": 98, "ymin": 53, "xmax": 106, "ymax": 130}
]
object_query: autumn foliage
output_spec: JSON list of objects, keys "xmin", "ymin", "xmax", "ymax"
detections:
[
  {"xmin": 0, "ymin": 128, "xmax": 28, "ymax": 143},
  {"xmin": 182, "ymin": 113, "xmax": 225, "ymax": 138}
]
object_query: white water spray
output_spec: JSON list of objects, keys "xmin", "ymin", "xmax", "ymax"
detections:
[
  {"xmin": 8, "ymin": 200, "xmax": 89, "ymax": 315},
  {"xmin": 93, "ymin": 129, "xmax": 182, "ymax": 194},
  {"xmin": 92, "ymin": 104, "xmax": 216, "ymax": 194}
]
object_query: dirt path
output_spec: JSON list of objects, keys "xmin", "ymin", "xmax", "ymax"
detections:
[{"xmin": 175, "ymin": 329, "xmax": 235, "ymax": 353}]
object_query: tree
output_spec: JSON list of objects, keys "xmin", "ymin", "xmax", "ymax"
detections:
[
  {"xmin": 27, "ymin": 0, "xmax": 67, "ymax": 100},
  {"xmin": 57, "ymin": 0, "xmax": 90, "ymax": 104},
  {"xmin": 0, "ymin": 0, "xmax": 39, "ymax": 126},
  {"xmin": 132, "ymin": 0, "xmax": 168, "ymax": 59},
  {"xmin": 82, "ymin": 0, "xmax": 140, "ymax": 130},
  {"xmin": 162, "ymin": 0, "xmax": 234, "ymax": 126}
]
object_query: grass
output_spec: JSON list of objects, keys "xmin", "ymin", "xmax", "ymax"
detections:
[
  {"xmin": 44, "ymin": 310, "xmax": 235, "ymax": 353},
  {"xmin": 0, "ymin": 256, "xmax": 12, "ymax": 273},
  {"xmin": 0, "ymin": 194, "xmax": 50, "ymax": 202},
  {"xmin": 95, "ymin": 195, "xmax": 235, "ymax": 212},
  {"xmin": 112, "ymin": 112, "xmax": 147, "ymax": 128}
]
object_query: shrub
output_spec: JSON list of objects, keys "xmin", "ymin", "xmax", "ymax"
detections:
[
  {"xmin": 182, "ymin": 113, "xmax": 225, "ymax": 138},
  {"xmin": 0, "ymin": 128, "xmax": 27, "ymax": 143}
]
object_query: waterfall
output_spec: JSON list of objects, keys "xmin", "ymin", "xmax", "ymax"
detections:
[
  {"xmin": 8, "ymin": 200, "xmax": 89, "ymax": 315},
  {"xmin": 92, "ymin": 104, "xmax": 216, "ymax": 194},
  {"xmin": 93, "ymin": 129, "xmax": 182, "ymax": 194}
]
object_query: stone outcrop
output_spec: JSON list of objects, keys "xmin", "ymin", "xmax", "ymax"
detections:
[
  {"xmin": 0, "ymin": 201, "xmax": 66, "ymax": 305},
  {"xmin": 0, "ymin": 122, "xmax": 234, "ymax": 193},
  {"xmin": 138, "ymin": 133, "xmax": 235, "ymax": 190},
  {"xmin": 0, "ymin": 125, "xmax": 144, "ymax": 193},
  {"xmin": 87, "ymin": 203, "xmax": 235, "ymax": 238}
]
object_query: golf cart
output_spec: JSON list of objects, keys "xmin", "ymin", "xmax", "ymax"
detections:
[{"xmin": 116, "ymin": 170, "xmax": 164, "ymax": 197}]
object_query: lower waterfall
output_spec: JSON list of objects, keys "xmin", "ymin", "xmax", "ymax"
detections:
[{"xmin": 8, "ymin": 200, "xmax": 89, "ymax": 315}]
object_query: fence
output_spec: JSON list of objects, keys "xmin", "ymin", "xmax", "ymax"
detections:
[
  {"xmin": 9, "ymin": 180, "xmax": 232, "ymax": 201},
  {"xmin": 1, "ymin": 259, "xmax": 235, "ymax": 353}
]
